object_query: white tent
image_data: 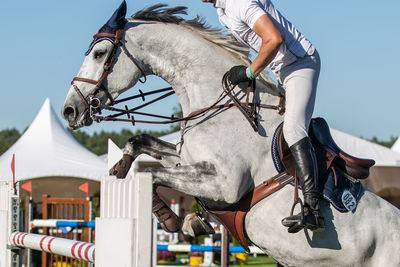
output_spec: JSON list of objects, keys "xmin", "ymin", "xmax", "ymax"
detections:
[
  {"xmin": 0, "ymin": 98, "xmax": 107, "ymax": 182},
  {"xmin": 392, "ymin": 137, "xmax": 400, "ymax": 153},
  {"xmin": 330, "ymin": 128, "xmax": 400, "ymax": 166}
]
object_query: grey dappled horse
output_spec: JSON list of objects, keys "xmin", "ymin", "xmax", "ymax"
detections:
[{"xmin": 62, "ymin": 4, "xmax": 400, "ymax": 266}]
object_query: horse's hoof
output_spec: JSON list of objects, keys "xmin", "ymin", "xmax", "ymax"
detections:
[
  {"xmin": 109, "ymin": 154, "xmax": 134, "ymax": 178},
  {"xmin": 182, "ymin": 213, "xmax": 215, "ymax": 237}
]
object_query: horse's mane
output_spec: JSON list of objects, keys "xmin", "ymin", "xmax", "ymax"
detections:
[{"xmin": 130, "ymin": 4, "xmax": 279, "ymax": 93}]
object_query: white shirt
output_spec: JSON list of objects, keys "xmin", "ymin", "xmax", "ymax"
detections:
[{"xmin": 215, "ymin": 0, "xmax": 314, "ymax": 73}]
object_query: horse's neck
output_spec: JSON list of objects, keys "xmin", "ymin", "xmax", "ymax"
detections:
[{"xmin": 125, "ymin": 22, "xmax": 244, "ymax": 115}]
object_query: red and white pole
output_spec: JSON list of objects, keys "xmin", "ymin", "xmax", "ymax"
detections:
[{"xmin": 9, "ymin": 232, "xmax": 95, "ymax": 263}]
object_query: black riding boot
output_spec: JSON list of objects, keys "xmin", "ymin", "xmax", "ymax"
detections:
[{"xmin": 281, "ymin": 137, "xmax": 325, "ymax": 233}]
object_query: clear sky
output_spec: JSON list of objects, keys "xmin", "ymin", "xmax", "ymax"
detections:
[{"xmin": 0, "ymin": 0, "xmax": 399, "ymax": 140}]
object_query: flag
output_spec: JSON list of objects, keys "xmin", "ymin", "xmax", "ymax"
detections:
[
  {"xmin": 79, "ymin": 182, "xmax": 89, "ymax": 197},
  {"xmin": 21, "ymin": 181, "xmax": 32, "ymax": 196},
  {"xmin": 11, "ymin": 154, "xmax": 15, "ymax": 187}
]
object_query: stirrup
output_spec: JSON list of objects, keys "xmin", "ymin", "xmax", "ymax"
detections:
[
  {"xmin": 282, "ymin": 198, "xmax": 306, "ymax": 234},
  {"xmin": 288, "ymin": 198, "xmax": 306, "ymax": 233}
]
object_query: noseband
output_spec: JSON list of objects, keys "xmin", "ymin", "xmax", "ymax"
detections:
[{"xmin": 71, "ymin": 28, "xmax": 147, "ymax": 117}]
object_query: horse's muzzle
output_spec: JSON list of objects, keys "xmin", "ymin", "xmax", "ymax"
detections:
[{"xmin": 63, "ymin": 105, "xmax": 77, "ymax": 123}]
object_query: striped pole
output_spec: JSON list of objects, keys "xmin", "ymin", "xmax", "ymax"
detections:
[
  {"xmin": 157, "ymin": 244, "xmax": 264, "ymax": 254},
  {"xmin": 30, "ymin": 219, "xmax": 95, "ymax": 228},
  {"xmin": 9, "ymin": 232, "xmax": 95, "ymax": 263}
]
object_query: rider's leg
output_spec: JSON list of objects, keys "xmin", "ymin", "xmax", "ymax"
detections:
[
  {"xmin": 282, "ymin": 137, "xmax": 325, "ymax": 233},
  {"xmin": 278, "ymin": 50, "xmax": 324, "ymax": 233}
]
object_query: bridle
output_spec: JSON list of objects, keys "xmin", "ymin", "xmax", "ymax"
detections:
[
  {"xmin": 71, "ymin": 28, "xmax": 147, "ymax": 118},
  {"xmin": 70, "ymin": 27, "xmax": 285, "ymax": 131}
]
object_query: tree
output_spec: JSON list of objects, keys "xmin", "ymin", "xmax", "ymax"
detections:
[
  {"xmin": 367, "ymin": 136, "xmax": 397, "ymax": 148},
  {"xmin": 0, "ymin": 129, "xmax": 21, "ymax": 155}
]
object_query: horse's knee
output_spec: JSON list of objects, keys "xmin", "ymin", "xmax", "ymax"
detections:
[
  {"xmin": 128, "ymin": 133, "xmax": 151, "ymax": 146},
  {"xmin": 123, "ymin": 134, "xmax": 149, "ymax": 156}
]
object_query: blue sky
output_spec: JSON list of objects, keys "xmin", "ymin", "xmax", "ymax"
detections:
[{"xmin": 0, "ymin": 0, "xmax": 399, "ymax": 140}]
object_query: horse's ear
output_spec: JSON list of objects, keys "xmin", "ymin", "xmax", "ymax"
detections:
[{"xmin": 105, "ymin": 0, "xmax": 127, "ymax": 30}]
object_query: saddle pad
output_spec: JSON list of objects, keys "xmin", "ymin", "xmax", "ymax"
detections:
[{"xmin": 271, "ymin": 124, "xmax": 363, "ymax": 213}]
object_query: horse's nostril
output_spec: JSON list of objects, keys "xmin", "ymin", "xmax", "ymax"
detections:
[{"xmin": 63, "ymin": 106, "xmax": 77, "ymax": 121}]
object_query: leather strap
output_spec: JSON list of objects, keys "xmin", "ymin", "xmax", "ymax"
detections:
[
  {"xmin": 73, "ymin": 77, "xmax": 98, "ymax": 85},
  {"xmin": 208, "ymin": 172, "xmax": 292, "ymax": 252}
]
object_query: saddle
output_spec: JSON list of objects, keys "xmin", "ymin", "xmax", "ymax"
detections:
[
  {"xmin": 277, "ymin": 118, "xmax": 375, "ymax": 180},
  {"xmin": 207, "ymin": 117, "xmax": 375, "ymax": 252}
]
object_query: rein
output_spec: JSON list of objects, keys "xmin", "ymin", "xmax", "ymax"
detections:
[{"xmin": 71, "ymin": 28, "xmax": 285, "ymax": 129}]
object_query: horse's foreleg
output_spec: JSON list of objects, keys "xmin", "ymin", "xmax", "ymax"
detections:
[
  {"xmin": 108, "ymin": 134, "xmax": 185, "ymax": 233},
  {"xmin": 110, "ymin": 133, "xmax": 180, "ymax": 178},
  {"xmin": 147, "ymin": 161, "xmax": 233, "ymax": 205}
]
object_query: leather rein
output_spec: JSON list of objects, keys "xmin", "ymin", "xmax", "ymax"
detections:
[{"xmin": 71, "ymin": 28, "xmax": 285, "ymax": 130}]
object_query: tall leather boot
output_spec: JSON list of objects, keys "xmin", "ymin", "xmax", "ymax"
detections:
[{"xmin": 281, "ymin": 137, "xmax": 325, "ymax": 233}]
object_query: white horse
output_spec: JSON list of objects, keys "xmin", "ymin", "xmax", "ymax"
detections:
[{"xmin": 62, "ymin": 4, "xmax": 400, "ymax": 266}]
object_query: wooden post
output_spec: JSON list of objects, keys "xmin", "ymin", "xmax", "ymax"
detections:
[
  {"xmin": 41, "ymin": 194, "xmax": 91, "ymax": 267},
  {"xmin": 221, "ymin": 225, "xmax": 230, "ymax": 267}
]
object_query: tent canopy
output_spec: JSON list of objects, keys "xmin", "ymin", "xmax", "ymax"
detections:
[
  {"xmin": 0, "ymin": 98, "xmax": 107, "ymax": 182},
  {"xmin": 330, "ymin": 128, "xmax": 400, "ymax": 166},
  {"xmin": 392, "ymin": 137, "xmax": 400, "ymax": 153}
]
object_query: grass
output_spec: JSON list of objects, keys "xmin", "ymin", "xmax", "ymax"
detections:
[
  {"xmin": 232, "ymin": 254, "xmax": 277, "ymax": 266},
  {"xmin": 158, "ymin": 254, "xmax": 278, "ymax": 266}
]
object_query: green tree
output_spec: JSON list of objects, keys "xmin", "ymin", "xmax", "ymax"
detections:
[
  {"xmin": 0, "ymin": 129, "xmax": 21, "ymax": 155},
  {"xmin": 366, "ymin": 136, "xmax": 397, "ymax": 148}
]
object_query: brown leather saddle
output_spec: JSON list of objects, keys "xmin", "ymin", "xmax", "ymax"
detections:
[{"xmin": 207, "ymin": 117, "xmax": 375, "ymax": 252}]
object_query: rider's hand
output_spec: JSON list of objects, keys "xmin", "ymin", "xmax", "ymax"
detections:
[{"xmin": 225, "ymin": 65, "xmax": 254, "ymax": 86}]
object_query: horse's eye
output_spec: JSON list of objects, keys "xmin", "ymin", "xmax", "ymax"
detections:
[{"xmin": 94, "ymin": 50, "xmax": 106, "ymax": 60}]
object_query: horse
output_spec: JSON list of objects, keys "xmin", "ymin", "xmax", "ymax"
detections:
[{"xmin": 62, "ymin": 3, "xmax": 400, "ymax": 266}]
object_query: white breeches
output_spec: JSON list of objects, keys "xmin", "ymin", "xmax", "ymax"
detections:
[{"xmin": 276, "ymin": 50, "xmax": 321, "ymax": 147}]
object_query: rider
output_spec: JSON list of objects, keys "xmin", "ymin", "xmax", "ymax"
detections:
[{"xmin": 202, "ymin": 0, "xmax": 324, "ymax": 233}]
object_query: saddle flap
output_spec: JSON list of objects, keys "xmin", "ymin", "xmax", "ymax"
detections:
[
  {"xmin": 276, "ymin": 125, "xmax": 296, "ymax": 177},
  {"xmin": 275, "ymin": 122, "xmax": 336, "ymax": 178},
  {"xmin": 208, "ymin": 177, "xmax": 286, "ymax": 253}
]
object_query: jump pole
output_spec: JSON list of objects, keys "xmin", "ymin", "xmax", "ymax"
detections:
[
  {"xmin": 30, "ymin": 219, "xmax": 96, "ymax": 228},
  {"xmin": 9, "ymin": 232, "xmax": 95, "ymax": 262}
]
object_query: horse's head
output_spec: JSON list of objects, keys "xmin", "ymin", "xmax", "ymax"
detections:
[{"xmin": 62, "ymin": 1, "xmax": 146, "ymax": 129}]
